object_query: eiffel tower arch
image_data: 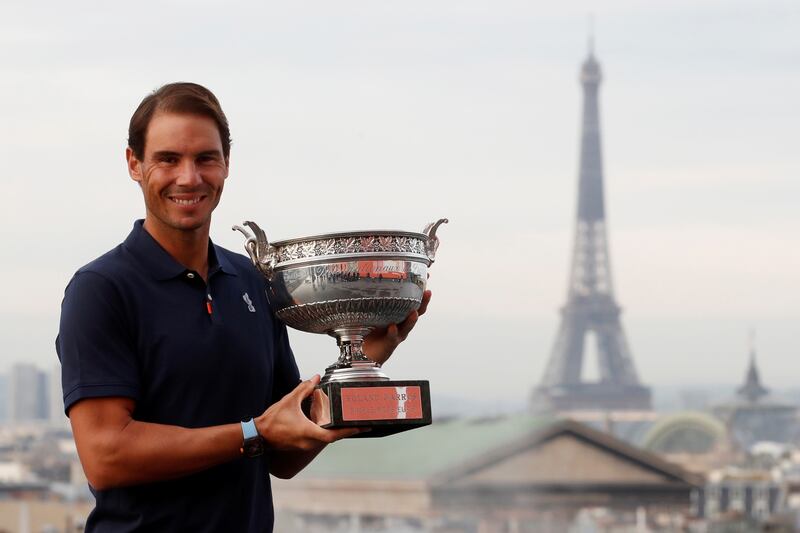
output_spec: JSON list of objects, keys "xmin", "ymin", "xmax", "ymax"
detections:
[{"xmin": 533, "ymin": 46, "xmax": 651, "ymax": 413}]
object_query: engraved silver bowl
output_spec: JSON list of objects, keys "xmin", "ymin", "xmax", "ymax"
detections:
[{"xmin": 233, "ymin": 219, "xmax": 447, "ymax": 383}]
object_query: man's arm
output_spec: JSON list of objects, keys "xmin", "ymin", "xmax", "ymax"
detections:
[
  {"xmin": 70, "ymin": 377, "xmax": 358, "ymax": 490},
  {"xmin": 69, "ymin": 397, "xmax": 241, "ymax": 490}
]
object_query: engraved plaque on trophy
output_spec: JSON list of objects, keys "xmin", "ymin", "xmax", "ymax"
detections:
[{"xmin": 234, "ymin": 219, "xmax": 447, "ymax": 437}]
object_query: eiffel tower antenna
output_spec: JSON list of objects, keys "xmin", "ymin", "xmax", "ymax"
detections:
[
  {"xmin": 533, "ymin": 45, "xmax": 651, "ymax": 413},
  {"xmin": 588, "ymin": 14, "xmax": 595, "ymax": 55}
]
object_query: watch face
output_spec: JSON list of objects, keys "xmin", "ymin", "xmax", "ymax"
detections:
[{"xmin": 243, "ymin": 437, "xmax": 265, "ymax": 457}]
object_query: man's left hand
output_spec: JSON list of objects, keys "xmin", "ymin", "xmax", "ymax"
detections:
[{"xmin": 363, "ymin": 290, "xmax": 431, "ymax": 366}]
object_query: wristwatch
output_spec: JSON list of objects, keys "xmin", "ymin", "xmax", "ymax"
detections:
[{"xmin": 240, "ymin": 418, "xmax": 265, "ymax": 457}]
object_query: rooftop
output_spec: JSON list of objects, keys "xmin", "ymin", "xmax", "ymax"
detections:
[{"xmin": 298, "ymin": 413, "xmax": 554, "ymax": 480}]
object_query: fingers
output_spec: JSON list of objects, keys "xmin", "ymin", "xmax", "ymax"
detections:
[
  {"xmin": 291, "ymin": 375, "xmax": 321, "ymax": 403},
  {"xmin": 396, "ymin": 290, "xmax": 430, "ymax": 338},
  {"xmin": 417, "ymin": 290, "xmax": 432, "ymax": 316},
  {"xmin": 397, "ymin": 311, "xmax": 419, "ymax": 340},
  {"xmin": 327, "ymin": 427, "xmax": 365, "ymax": 441},
  {"xmin": 310, "ymin": 389, "xmax": 331, "ymax": 426},
  {"xmin": 362, "ymin": 291, "xmax": 432, "ymax": 364},
  {"xmin": 305, "ymin": 423, "xmax": 363, "ymax": 444}
]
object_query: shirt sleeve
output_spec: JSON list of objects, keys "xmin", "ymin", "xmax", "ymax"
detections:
[{"xmin": 56, "ymin": 271, "xmax": 141, "ymax": 415}]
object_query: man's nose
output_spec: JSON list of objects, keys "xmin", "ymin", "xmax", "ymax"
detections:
[{"xmin": 175, "ymin": 159, "xmax": 202, "ymax": 186}]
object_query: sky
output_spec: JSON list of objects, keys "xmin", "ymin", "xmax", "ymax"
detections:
[{"xmin": 1, "ymin": 0, "xmax": 798, "ymax": 408}]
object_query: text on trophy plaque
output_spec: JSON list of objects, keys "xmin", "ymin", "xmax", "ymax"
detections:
[{"xmin": 341, "ymin": 386, "xmax": 424, "ymax": 421}]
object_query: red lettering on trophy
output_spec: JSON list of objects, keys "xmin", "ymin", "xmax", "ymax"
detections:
[{"xmin": 341, "ymin": 386, "xmax": 423, "ymax": 421}]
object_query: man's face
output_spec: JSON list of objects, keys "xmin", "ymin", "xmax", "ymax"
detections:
[{"xmin": 126, "ymin": 112, "xmax": 229, "ymax": 235}]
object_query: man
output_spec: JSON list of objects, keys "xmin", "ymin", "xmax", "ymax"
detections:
[{"xmin": 56, "ymin": 82, "xmax": 429, "ymax": 532}]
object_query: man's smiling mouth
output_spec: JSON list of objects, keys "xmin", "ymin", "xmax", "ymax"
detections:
[{"xmin": 169, "ymin": 196, "xmax": 204, "ymax": 206}]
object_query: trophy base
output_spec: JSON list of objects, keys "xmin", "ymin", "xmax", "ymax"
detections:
[
  {"xmin": 318, "ymin": 380, "xmax": 432, "ymax": 438},
  {"xmin": 321, "ymin": 361, "xmax": 390, "ymax": 383}
]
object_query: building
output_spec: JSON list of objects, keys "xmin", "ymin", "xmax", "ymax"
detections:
[
  {"xmin": 272, "ymin": 416, "xmax": 701, "ymax": 532},
  {"xmin": 697, "ymin": 466, "xmax": 783, "ymax": 525},
  {"xmin": 8, "ymin": 364, "xmax": 49, "ymax": 424},
  {"xmin": 712, "ymin": 344, "xmax": 799, "ymax": 450},
  {"xmin": 533, "ymin": 44, "xmax": 651, "ymax": 414},
  {"xmin": 640, "ymin": 411, "xmax": 734, "ymax": 475}
]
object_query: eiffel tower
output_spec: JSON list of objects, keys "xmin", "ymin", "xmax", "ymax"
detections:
[{"xmin": 533, "ymin": 45, "xmax": 651, "ymax": 412}]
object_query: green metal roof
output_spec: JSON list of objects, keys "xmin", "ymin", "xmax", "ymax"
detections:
[
  {"xmin": 297, "ymin": 413, "xmax": 555, "ymax": 480},
  {"xmin": 642, "ymin": 411, "xmax": 727, "ymax": 454}
]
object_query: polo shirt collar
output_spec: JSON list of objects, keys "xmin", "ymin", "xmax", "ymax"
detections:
[
  {"xmin": 124, "ymin": 220, "xmax": 237, "ymax": 281},
  {"xmin": 210, "ymin": 242, "xmax": 237, "ymax": 277}
]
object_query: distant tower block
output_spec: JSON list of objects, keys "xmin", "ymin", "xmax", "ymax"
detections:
[{"xmin": 533, "ymin": 46, "xmax": 651, "ymax": 413}]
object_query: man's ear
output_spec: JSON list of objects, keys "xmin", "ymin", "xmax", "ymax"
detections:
[
  {"xmin": 126, "ymin": 147, "xmax": 143, "ymax": 184},
  {"xmin": 224, "ymin": 156, "xmax": 230, "ymax": 178}
]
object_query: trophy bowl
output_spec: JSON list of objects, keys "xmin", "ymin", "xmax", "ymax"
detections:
[{"xmin": 233, "ymin": 219, "xmax": 448, "ymax": 386}]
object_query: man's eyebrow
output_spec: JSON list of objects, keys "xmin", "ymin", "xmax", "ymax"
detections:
[
  {"xmin": 196, "ymin": 150, "xmax": 223, "ymax": 158},
  {"xmin": 151, "ymin": 150, "xmax": 181, "ymax": 159},
  {"xmin": 150, "ymin": 150, "xmax": 223, "ymax": 159}
]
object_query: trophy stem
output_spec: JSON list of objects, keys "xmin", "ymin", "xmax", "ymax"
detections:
[{"xmin": 321, "ymin": 327, "xmax": 389, "ymax": 384}]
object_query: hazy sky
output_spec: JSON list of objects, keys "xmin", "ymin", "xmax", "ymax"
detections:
[{"xmin": 1, "ymin": 0, "xmax": 798, "ymax": 406}]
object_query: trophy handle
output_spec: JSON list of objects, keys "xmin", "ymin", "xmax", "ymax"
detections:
[
  {"xmin": 232, "ymin": 221, "xmax": 276, "ymax": 279},
  {"xmin": 422, "ymin": 218, "xmax": 448, "ymax": 263}
]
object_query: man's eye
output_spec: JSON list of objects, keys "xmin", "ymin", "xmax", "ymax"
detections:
[{"xmin": 159, "ymin": 156, "xmax": 178, "ymax": 164}]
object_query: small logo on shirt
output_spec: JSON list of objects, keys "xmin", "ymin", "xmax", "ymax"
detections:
[{"xmin": 242, "ymin": 293, "xmax": 256, "ymax": 313}]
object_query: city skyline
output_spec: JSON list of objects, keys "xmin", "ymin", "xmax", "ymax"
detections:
[{"xmin": 1, "ymin": 1, "xmax": 798, "ymax": 405}]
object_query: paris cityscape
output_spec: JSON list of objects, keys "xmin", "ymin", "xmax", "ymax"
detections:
[{"xmin": 1, "ymin": 1, "xmax": 798, "ymax": 532}]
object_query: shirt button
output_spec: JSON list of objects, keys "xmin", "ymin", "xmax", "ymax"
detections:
[{"xmin": 187, "ymin": 273, "xmax": 195, "ymax": 279}]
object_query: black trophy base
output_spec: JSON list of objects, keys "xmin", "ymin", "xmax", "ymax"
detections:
[{"xmin": 317, "ymin": 380, "xmax": 432, "ymax": 438}]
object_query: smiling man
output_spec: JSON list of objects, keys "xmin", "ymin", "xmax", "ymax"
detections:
[{"xmin": 56, "ymin": 83, "xmax": 429, "ymax": 532}]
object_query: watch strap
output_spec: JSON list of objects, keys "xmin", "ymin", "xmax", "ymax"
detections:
[{"xmin": 241, "ymin": 418, "xmax": 259, "ymax": 440}]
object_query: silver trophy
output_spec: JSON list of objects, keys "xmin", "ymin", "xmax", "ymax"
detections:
[{"xmin": 233, "ymin": 219, "xmax": 447, "ymax": 436}]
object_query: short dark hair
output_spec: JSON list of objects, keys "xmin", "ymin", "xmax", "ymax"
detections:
[{"xmin": 127, "ymin": 82, "xmax": 232, "ymax": 161}]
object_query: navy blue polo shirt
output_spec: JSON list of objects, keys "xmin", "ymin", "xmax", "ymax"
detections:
[{"xmin": 56, "ymin": 220, "xmax": 300, "ymax": 533}]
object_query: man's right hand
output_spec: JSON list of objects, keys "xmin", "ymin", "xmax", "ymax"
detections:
[{"xmin": 255, "ymin": 375, "xmax": 360, "ymax": 452}]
